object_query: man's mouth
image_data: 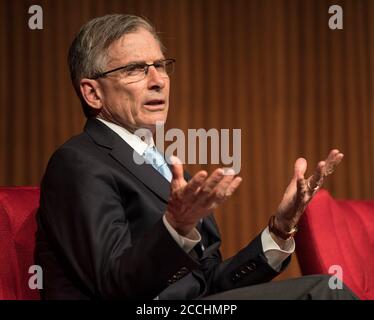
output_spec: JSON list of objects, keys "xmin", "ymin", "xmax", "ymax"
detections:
[
  {"xmin": 143, "ymin": 99, "xmax": 166, "ymax": 109},
  {"xmin": 144, "ymin": 99, "xmax": 165, "ymax": 105}
]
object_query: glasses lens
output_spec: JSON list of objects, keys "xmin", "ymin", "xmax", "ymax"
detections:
[
  {"xmin": 123, "ymin": 59, "xmax": 175, "ymax": 84},
  {"xmin": 164, "ymin": 60, "xmax": 175, "ymax": 76},
  {"xmin": 124, "ymin": 64, "xmax": 147, "ymax": 83},
  {"xmin": 152, "ymin": 60, "xmax": 174, "ymax": 77}
]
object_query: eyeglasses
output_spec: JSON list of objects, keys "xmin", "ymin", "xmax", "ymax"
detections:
[{"xmin": 92, "ymin": 58, "xmax": 175, "ymax": 84}]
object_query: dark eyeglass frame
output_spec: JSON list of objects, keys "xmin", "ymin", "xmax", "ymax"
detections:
[{"xmin": 91, "ymin": 58, "xmax": 176, "ymax": 80}]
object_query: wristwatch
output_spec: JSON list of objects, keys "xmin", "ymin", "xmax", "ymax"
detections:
[{"xmin": 268, "ymin": 215, "xmax": 298, "ymax": 240}]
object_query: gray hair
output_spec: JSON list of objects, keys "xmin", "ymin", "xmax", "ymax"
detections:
[{"xmin": 68, "ymin": 14, "xmax": 162, "ymax": 118}]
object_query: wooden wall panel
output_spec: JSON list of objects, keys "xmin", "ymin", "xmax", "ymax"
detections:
[{"xmin": 0, "ymin": 0, "xmax": 373, "ymax": 281}]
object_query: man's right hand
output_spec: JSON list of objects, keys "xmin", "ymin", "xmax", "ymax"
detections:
[{"xmin": 165, "ymin": 156, "xmax": 242, "ymax": 236}]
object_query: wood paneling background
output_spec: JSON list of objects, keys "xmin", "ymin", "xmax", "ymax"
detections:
[{"xmin": 0, "ymin": 0, "xmax": 373, "ymax": 281}]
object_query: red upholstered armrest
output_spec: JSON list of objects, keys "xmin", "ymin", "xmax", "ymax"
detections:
[{"xmin": 295, "ymin": 189, "xmax": 374, "ymax": 300}]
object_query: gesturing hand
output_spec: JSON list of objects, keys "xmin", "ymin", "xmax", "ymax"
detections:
[
  {"xmin": 165, "ymin": 156, "xmax": 242, "ymax": 236},
  {"xmin": 273, "ymin": 149, "xmax": 344, "ymax": 239}
]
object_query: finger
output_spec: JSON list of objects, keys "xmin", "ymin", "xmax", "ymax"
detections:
[
  {"xmin": 324, "ymin": 149, "xmax": 344, "ymax": 176},
  {"xmin": 307, "ymin": 161, "xmax": 325, "ymax": 190},
  {"xmin": 282, "ymin": 158, "xmax": 306, "ymax": 201},
  {"xmin": 182, "ymin": 170, "xmax": 208, "ymax": 200},
  {"xmin": 225, "ymin": 176, "xmax": 242, "ymax": 197},
  {"xmin": 294, "ymin": 158, "xmax": 307, "ymax": 182},
  {"xmin": 198, "ymin": 168, "xmax": 225, "ymax": 197},
  {"xmin": 203, "ymin": 176, "xmax": 242, "ymax": 209},
  {"xmin": 214, "ymin": 169, "xmax": 236, "ymax": 193},
  {"xmin": 194, "ymin": 169, "xmax": 226, "ymax": 207},
  {"xmin": 169, "ymin": 156, "xmax": 185, "ymax": 185},
  {"xmin": 208, "ymin": 170, "xmax": 236, "ymax": 202},
  {"xmin": 326, "ymin": 149, "xmax": 340, "ymax": 162}
]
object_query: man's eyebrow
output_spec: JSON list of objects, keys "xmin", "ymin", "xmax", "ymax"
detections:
[
  {"xmin": 124, "ymin": 60, "xmax": 147, "ymax": 65},
  {"xmin": 105, "ymin": 58, "xmax": 144, "ymax": 69},
  {"xmin": 122, "ymin": 58, "xmax": 166, "ymax": 65}
]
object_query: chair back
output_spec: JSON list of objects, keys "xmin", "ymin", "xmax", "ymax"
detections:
[{"xmin": 0, "ymin": 187, "xmax": 40, "ymax": 300}]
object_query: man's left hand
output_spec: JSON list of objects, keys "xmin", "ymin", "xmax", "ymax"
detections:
[{"xmin": 272, "ymin": 149, "xmax": 344, "ymax": 240}]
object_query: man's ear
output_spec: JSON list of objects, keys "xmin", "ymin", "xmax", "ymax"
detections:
[{"xmin": 80, "ymin": 79, "xmax": 103, "ymax": 111}]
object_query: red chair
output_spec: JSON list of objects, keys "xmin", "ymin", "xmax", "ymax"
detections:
[
  {"xmin": 295, "ymin": 189, "xmax": 374, "ymax": 300},
  {"xmin": 2, "ymin": 186, "xmax": 372, "ymax": 300},
  {"xmin": 0, "ymin": 187, "xmax": 40, "ymax": 300}
]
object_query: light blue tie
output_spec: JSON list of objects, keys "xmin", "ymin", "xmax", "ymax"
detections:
[
  {"xmin": 144, "ymin": 146, "xmax": 171, "ymax": 301},
  {"xmin": 143, "ymin": 146, "xmax": 172, "ymax": 182}
]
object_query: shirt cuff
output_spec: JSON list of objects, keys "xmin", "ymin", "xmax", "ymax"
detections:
[
  {"xmin": 162, "ymin": 215, "xmax": 201, "ymax": 253},
  {"xmin": 261, "ymin": 226, "xmax": 295, "ymax": 272}
]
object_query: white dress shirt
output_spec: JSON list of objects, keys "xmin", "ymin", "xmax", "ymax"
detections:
[{"xmin": 97, "ymin": 118, "xmax": 295, "ymax": 272}]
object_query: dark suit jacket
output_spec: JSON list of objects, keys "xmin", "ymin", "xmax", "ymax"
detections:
[{"xmin": 35, "ymin": 118, "xmax": 290, "ymax": 300}]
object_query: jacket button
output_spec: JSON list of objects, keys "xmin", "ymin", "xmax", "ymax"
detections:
[
  {"xmin": 177, "ymin": 267, "xmax": 189, "ymax": 277},
  {"xmin": 180, "ymin": 267, "xmax": 188, "ymax": 273},
  {"xmin": 246, "ymin": 262, "xmax": 257, "ymax": 271},
  {"xmin": 232, "ymin": 272, "xmax": 242, "ymax": 282}
]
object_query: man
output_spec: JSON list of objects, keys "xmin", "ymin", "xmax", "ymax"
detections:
[{"xmin": 35, "ymin": 14, "xmax": 356, "ymax": 300}]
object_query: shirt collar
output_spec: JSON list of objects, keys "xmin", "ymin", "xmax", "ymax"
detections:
[{"xmin": 96, "ymin": 118, "xmax": 154, "ymax": 156}]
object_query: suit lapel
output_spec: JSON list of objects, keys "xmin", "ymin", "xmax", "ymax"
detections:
[
  {"xmin": 110, "ymin": 139, "xmax": 171, "ymax": 202},
  {"xmin": 84, "ymin": 120, "xmax": 226, "ymax": 231},
  {"xmin": 85, "ymin": 118, "xmax": 171, "ymax": 203}
]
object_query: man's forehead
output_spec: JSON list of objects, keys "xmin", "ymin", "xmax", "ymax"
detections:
[{"xmin": 106, "ymin": 29, "xmax": 164, "ymax": 66}]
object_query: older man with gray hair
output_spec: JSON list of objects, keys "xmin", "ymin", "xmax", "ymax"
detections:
[{"xmin": 35, "ymin": 14, "xmax": 357, "ymax": 300}]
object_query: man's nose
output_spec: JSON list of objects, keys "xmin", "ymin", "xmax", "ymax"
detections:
[{"xmin": 146, "ymin": 66, "xmax": 166, "ymax": 90}]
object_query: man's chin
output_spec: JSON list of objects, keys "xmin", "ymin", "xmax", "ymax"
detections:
[
  {"xmin": 141, "ymin": 113, "xmax": 168, "ymax": 124},
  {"xmin": 137, "ymin": 118, "xmax": 167, "ymax": 133}
]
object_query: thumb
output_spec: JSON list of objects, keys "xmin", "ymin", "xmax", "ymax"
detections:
[
  {"xmin": 294, "ymin": 157, "xmax": 307, "ymax": 180},
  {"xmin": 169, "ymin": 156, "xmax": 185, "ymax": 187}
]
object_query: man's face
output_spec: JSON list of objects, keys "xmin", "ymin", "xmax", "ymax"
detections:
[{"xmin": 96, "ymin": 28, "xmax": 170, "ymax": 132}]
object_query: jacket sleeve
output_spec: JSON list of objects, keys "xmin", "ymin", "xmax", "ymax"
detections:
[
  {"xmin": 199, "ymin": 216, "xmax": 291, "ymax": 295},
  {"xmin": 38, "ymin": 146, "xmax": 199, "ymax": 299}
]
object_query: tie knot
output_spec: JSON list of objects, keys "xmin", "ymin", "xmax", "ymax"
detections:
[
  {"xmin": 143, "ymin": 147, "xmax": 172, "ymax": 182},
  {"xmin": 144, "ymin": 146, "xmax": 164, "ymax": 168}
]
